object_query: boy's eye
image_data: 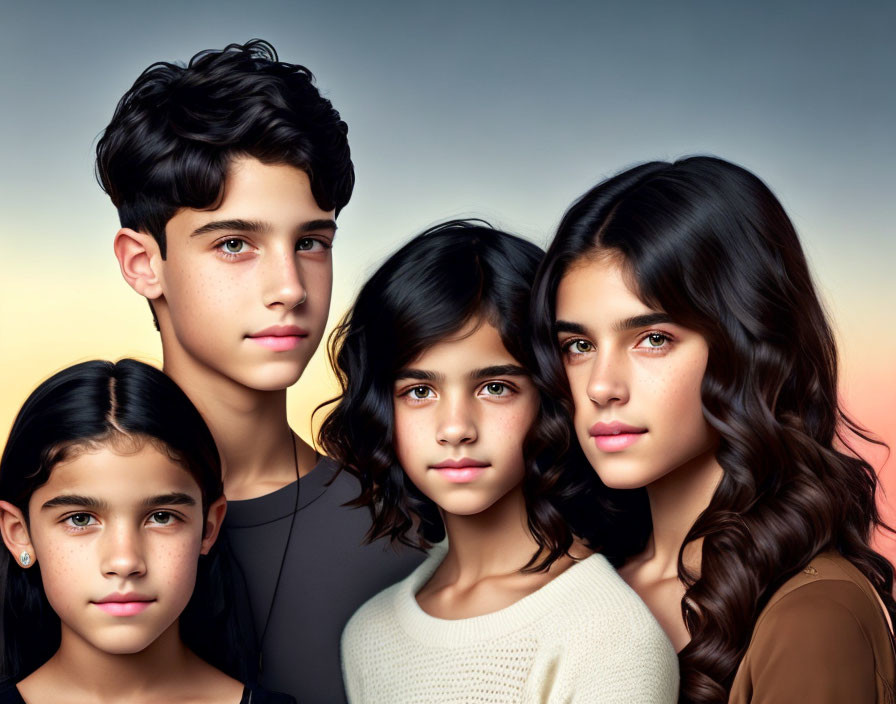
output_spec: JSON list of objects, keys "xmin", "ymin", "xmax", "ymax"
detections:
[
  {"xmin": 297, "ymin": 237, "xmax": 329, "ymax": 252},
  {"xmin": 148, "ymin": 511, "xmax": 175, "ymax": 525},
  {"xmin": 221, "ymin": 238, "xmax": 246, "ymax": 254},
  {"xmin": 66, "ymin": 513, "xmax": 96, "ymax": 528}
]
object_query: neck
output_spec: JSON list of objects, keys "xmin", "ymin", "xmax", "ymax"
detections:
[
  {"xmin": 162, "ymin": 349, "xmax": 316, "ymax": 499},
  {"xmin": 438, "ymin": 485, "xmax": 540, "ymax": 585},
  {"xmin": 643, "ymin": 448, "xmax": 724, "ymax": 580},
  {"xmin": 47, "ymin": 620, "xmax": 193, "ymax": 700}
]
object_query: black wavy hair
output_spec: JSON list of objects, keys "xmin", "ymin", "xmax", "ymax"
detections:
[
  {"xmin": 96, "ymin": 38, "xmax": 354, "ymax": 259},
  {"xmin": 318, "ymin": 220, "xmax": 598, "ymax": 571},
  {"xmin": 0, "ymin": 359, "xmax": 250, "ymax": 682},
  {"xmin": 531, "ymin": 156, "xmax": 895, "ymax": 702}
]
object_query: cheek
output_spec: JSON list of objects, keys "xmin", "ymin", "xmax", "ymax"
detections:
[
  {"xmin": 32, "ymin": 538, "xmax": 88, "ymax": 615},
  {"xmin": 151, "ymin": 535, "xmax": 202, "ymax": 608},
  {"xmin": 392, "ymin": 408, "xmax": 426, "ymax": 474}
]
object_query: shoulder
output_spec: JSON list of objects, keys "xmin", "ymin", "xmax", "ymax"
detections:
[
  {"xmin": 733, "ymin": 553, "xmax": 894, "ymax": 702},
  {"xmin": 535, "ymin": 554, "xmax": 679, "ymax": 698},
  {"xmin": 240, "ymin": 681, "xmax": 297, "ymax": 704},
  {"xmin": 0, "ymin": 681, "xmax": 24, "ymax": 704},
  {"xmin": 755, "ymin": 553, "xmax": 888, "ymax": 644}
]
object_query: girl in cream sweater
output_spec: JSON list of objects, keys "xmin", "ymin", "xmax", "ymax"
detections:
[{"xmin": 319, "ymin": 221, "xmax": 678, "ymax": 703}]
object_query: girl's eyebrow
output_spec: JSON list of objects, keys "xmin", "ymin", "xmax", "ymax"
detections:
[
  {"xmin": 394, "ymin": 368, "xmax": 440, "ymax": 382},
  {"xmin": 141, "ymin": 493, "xmax": 196, "ymax": 509},
  {"xmin": 470, "ymin": 364, "xmax": 528, "ymax": 379},
  {"xmin": 41, "ymin": 494, "xmax": 106, "ymax": 511},
  {"xmin": 554, "ymin": 313, "xmax": 673, "ymax": 336}
]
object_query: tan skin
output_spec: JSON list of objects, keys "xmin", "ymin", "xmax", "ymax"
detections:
[
  {"xmin": 0, "ymin": 442, "xmax": 242, "ymax": 704},
  {"xmin": 114, "ymin": 157, "xmax": 335, "ymax": 500},
  {"xmin": 392, "ymin": 321, "xmax": 590, "ymax": 620},
  {"xmin": 556, "ymin": 255, "xmax": 724, "ymax": 651}
]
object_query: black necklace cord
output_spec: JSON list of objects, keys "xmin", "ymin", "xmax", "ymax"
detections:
[{"xmin": 257, "ymin": 431, "xmax": 301, "ymax": 674}]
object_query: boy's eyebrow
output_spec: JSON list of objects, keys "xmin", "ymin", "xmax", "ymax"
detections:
[
  {"xmin": 470, "ymin": 364, "xmax": 529, "ymax": 379},
  {"xmin": 191, "ymin": 218, "xmax": 269, "ymax": 237},
  {"xmin": 190, "ymin": 218, "xmax": 338, "ymax": 238},
  {"xmin": 41, "ymin": 495, "xmax": 107, "ymax": 511},
  {"xmin": 301, "ymin": 219, "xmax": 338, "ymax": 234},
  {"xmin": 142, "ymin": 493, "xmax": 197, "ymax": 509}
]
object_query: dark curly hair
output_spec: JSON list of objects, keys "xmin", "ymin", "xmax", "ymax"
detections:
[
  {"xmin": 318, "ymin": 220, "xmax": 598, "ymax": 571},
  {"xmin": 531, "ymin": 156, "xmax": 895, "ymax": 702},
  {"xmin": 96, "ymin": 38, "xmax": 354, "ymax": 259},
  {"xmin": 0, "ymin": 360, "xmax": 251, "ymax": 682}
]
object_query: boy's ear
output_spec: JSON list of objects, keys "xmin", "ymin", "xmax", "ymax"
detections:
[
  {"xmin": 114, "ymin": 228, "xmax": 164, "ymax": 300},
  {"xmin": 0, "ymin": 501, "xmax": 36, "ymax": 568},
  {"xmin": 200, "ymin": 496, "xmax": 227, "ymax": 555}
]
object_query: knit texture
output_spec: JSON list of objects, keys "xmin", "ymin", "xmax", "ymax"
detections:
[{"xmin": 341, "ymin": 545, "xmax": 679, "ymax": 703}]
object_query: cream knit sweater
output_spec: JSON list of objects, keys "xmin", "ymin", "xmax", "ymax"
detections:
[{"xmin": 341, "ymin": 545, "xmax": 678, "ymax": 703}]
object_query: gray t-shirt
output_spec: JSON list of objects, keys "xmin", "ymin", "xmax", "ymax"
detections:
[{"xmin": 223, "ymin": 456, "xmax": 424, "ymax": 703}]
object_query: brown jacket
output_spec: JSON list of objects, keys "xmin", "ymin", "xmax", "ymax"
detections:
[{"xmin": 729, "ymin": 552, "xmax": 895, "ymax": 703}]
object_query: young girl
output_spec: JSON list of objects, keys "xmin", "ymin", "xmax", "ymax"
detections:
[
  {"xmin": 531, "ymin": 156, "xmax": 896, "ymax": 702},
  {"xmin": 0, "ymin": 359, "xmax": 294, "ymax": 704},
  {"xmin": 319, "ymin": 220, "xmax": 679, "ymax": 702}
]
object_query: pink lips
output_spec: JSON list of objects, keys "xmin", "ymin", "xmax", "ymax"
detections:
[
  {"xmin": 589, "ymin": 421, "xmax": 647, "ymax": 452},
  {"xmin": 93, "ymin": 593, "xmax": 155, "ymax": 616},
  {"xmin": 430, "ymin": 458, "xmax": 490, "ymax": 483},
  {"xmin": 247, "ymin": 325, "xmax": 308, "ymax": 351}
]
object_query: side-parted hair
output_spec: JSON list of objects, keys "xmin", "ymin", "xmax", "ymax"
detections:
[
  {"xmin": 95, "ymin": 39, "xmax": 354, "ymax": 259},
  {"xmin": 318, "ymin": 220, "xmax": 597, "ymax": 571},
  {"xmin": 531, "ymin": 156, "xmax": 895, "ymax": 703},
  {"xmin": 0, "ymin": 360, "xmax": 248, "ymax": 681}
]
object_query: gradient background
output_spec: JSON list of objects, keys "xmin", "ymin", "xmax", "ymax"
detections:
[{"xmin": 2, "ymin": 1, "xmax": 894, "ymax": 554}]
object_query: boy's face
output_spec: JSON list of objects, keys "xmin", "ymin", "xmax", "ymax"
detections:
[{"xmin": 153, "ymin": 157, "xmax": 336, "ymax": 392}]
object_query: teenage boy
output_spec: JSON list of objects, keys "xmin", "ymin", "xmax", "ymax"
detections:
[{"xmin": 96, "ymin": 40, "xmax": 422, "ymax": 703}]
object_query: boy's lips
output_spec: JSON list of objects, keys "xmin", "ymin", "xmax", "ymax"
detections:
[{"xmin": 247, "ymin": 325, "xmax": 309, "ymax": 351}]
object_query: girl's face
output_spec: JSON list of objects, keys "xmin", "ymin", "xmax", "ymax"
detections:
[
  {"xmin": 555, "ymin": 255, "xmax": 717, "ymax": 489},
  {"xmin": 392, "ymin": 319, "xmax": 539, "ymax": 517},
  {"xmin": 2, "ymin": 440, "xmax": 223, "ymax": 657}
]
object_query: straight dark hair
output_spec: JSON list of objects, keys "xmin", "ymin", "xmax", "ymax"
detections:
[
  {"xmin": 531, "ymin": 156, "xmax": 895, "ymax": 702},
  {"xmin": 318, "ymin": 220, "xmax": 598, "ymax": 571},
  {"xmin": 0, "ymin": 359, "xmax": 250, "ymax": 681}
]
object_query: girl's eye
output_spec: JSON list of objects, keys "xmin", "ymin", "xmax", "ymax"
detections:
[
  {"xmin": 562, "ymin": 338, "xmax": 595, "ymax": 357},
  {"xmin": 638, "ymin": 332, "xmax": 671, "ymax": 349},
  {"xmin": 148, "ymin": 511, "xmax": 175, "ymax": 526},
  {"xmin": 65, "ymin": 513, "xmax": 96, "ymax": 528},
  {"xmin": 481, "ymin": 382, "xmax": 510, "ymax": 396},
  {"xmin": 410, "ymin": 386, "xmax": 434, "ymax": 400}
]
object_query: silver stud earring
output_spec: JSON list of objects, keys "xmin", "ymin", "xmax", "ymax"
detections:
[{"xmin": 19, "ymin": 551, "xmax": 31, "ymax": 567}]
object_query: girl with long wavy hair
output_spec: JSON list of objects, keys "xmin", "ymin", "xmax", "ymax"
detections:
[
  {"xmin": 319, "ymin": 220, "xmax": 678, "ymax": 702},
  {"xmin": 531, "ymin": 156, "xmax": 896, "ymax": 703},
  {"xmin": 0, "ymin": 359, "xmax": 293, "ymax": 703}
]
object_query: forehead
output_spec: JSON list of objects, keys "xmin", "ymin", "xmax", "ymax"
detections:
[
  {"xmin": 166, "ymin": 156, "xmax": 334, "ymax": 238},
  {"xmin": 407, "ymin": 320, "xmax": 519, "ymax": 370},
  {"xmin": 31, "ymin": 443, "xmax": 200, "ymax": 506},
  {"xmin": 556, "ymin": 257, "xmax": 653, "ymax": 325}
]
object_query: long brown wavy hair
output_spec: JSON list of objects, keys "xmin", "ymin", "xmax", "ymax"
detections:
[{"xmin": 530, "ymin": 156, "xmax": 895, "ymax": 702}]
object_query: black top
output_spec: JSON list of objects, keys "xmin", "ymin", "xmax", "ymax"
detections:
[
  {"xmin": 224, "ymin": 457, "xmax": 424, "ymax": 704},
  {"xmin": 0, "ymin": 680, "xmax": 294, "ymax": 703}
]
